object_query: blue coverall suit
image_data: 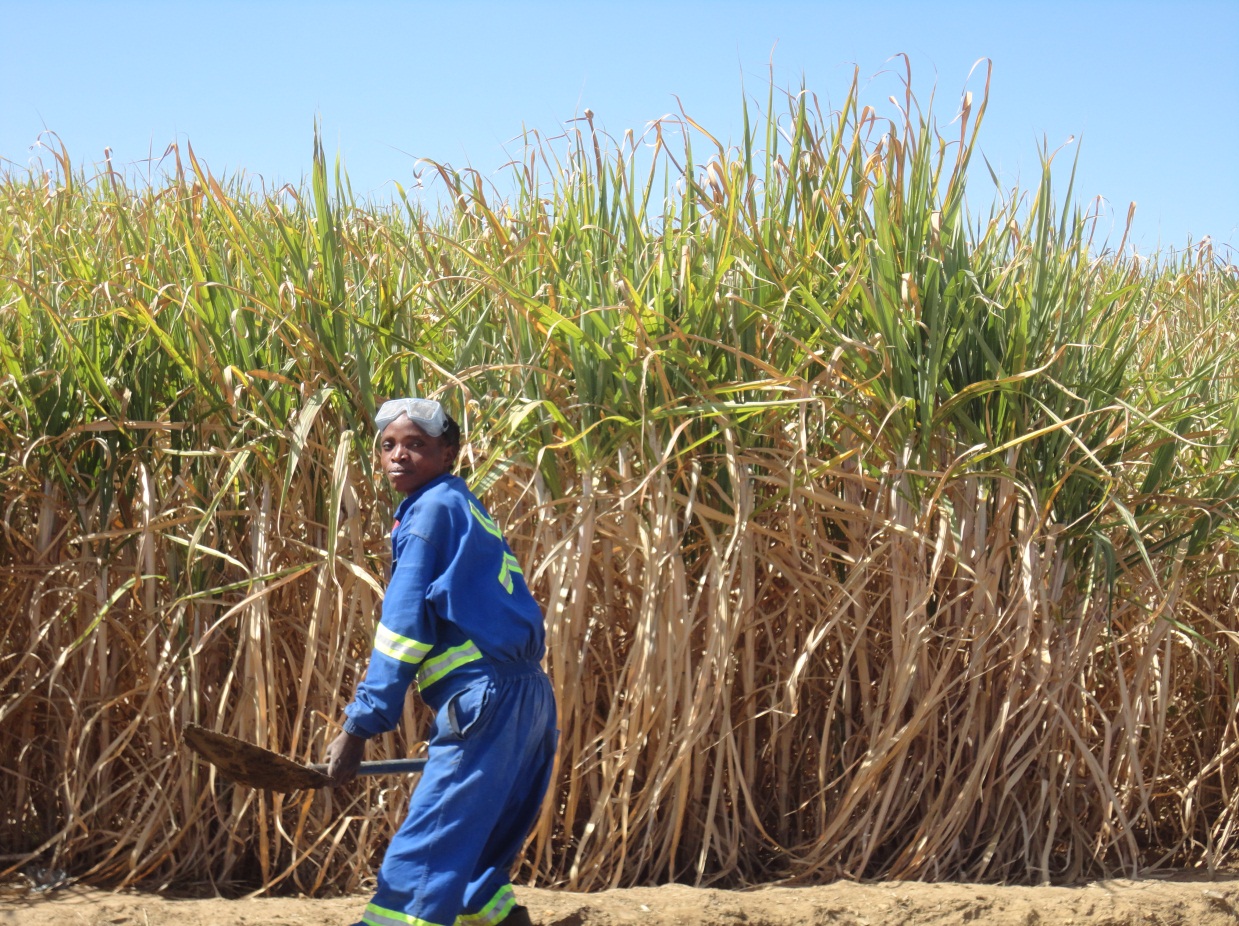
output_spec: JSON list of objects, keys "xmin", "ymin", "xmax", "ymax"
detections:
[{"xmin": 343, "ymin": 473, "xmax": 558, "ymax": 926}]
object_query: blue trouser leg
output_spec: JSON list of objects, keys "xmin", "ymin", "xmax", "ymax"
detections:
[
  {"xmin": 361, "ymin": 665, "xmax": 557, "ymax": 926},
  {"xmin": 457, "ymin": 670, "xmax": 558, "ymax": 924}
]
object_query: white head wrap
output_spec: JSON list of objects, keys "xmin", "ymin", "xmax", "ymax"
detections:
[{"xmin": 374, "ymin": 397, "xmax": 448, "ymax": 436}]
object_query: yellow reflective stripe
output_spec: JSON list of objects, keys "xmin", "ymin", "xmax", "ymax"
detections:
[
  {"xmin": 416, "ymin": 641, "xmax": 483, "ymax": 689},
  {"xmin": 457, "ymin": 884, "xmax": 516, "ymax": 926},
  {"xmin": 374, "ymin": 623, "xmax": 432, "ymax": 666},
  {"xmin": 363, "ymin": 901, "xmax": 447, "ymax": 926},
  {"xmin": 469, "ymin": 500, "xmax": 503, "ymax": 539},
  {"xmin": 498, "ymin": 551, "xmax": 523, "ymax": 594}
]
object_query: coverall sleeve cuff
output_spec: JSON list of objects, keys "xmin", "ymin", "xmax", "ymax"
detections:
[{"xmin": 341, "ymin": 716, "xmax": 376, "ymax": 739}]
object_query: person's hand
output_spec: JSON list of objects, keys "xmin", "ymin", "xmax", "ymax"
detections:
[{"xmin": 325, "ymin": 729, "xmax": 365, "ymax": 786}]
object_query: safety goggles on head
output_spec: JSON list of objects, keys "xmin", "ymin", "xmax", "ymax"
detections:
[{"xmin": 374, "ymin": 397, "xmax": 448, "ymax": 436}]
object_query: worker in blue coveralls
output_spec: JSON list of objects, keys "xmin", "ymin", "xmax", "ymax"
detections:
[{"xmin": 325, "ymin": 396, "xmax": 558, "ymax": 926}]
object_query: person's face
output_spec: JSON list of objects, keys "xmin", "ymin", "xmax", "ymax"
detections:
[{"xmin": 380, "ymin": 414, "xmax": 457, "ymax": 495}]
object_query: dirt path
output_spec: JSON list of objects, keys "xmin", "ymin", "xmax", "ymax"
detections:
[{"xmin": 4, "ymin": 877, "xmax": 1239, "ymax": 926}]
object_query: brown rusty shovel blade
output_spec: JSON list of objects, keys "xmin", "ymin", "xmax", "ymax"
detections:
[{"xmin": 183, "ymin": 723, "xmax": 426, "ymax": 792}]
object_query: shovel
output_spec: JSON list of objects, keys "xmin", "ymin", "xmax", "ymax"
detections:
[{"xmin": 183, "ymin": 723, "xmax": 426, "ymax": 792}]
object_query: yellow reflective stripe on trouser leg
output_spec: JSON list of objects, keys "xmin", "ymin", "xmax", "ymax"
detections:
[
  {"xmin": 374, "ymin": 623, "xmax": 433, "ymax": 665},
  {"xmin": 363, "ymin": 901, "xmax": 448, "ymax": 926},
  {"xmin": 415, "ymin": 641, "xmax": 484, "ymax": 689},
  {"xmin": 498, "ymin": 552, "xmax": 523, "ymax": 594},
  {"xmin": 456, "ymin": 884, "xmax": 516, "ymax": 926}
]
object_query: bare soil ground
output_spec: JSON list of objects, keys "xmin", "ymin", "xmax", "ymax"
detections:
[{"xmin": 4, "ymin": 877, "xmax": 1239, "ymax": 926}]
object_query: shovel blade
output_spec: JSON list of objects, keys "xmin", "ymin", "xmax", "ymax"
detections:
[{"xmin": 184, "ymin": 723, "xmax": 333, "ymax": 792}]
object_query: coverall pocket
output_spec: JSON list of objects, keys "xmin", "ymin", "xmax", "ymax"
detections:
[{"xmin": 445, "ymin": 681, "xmax": 492, "ymax": 740}]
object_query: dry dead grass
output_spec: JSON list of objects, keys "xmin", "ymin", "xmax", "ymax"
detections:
[{"xmin": 2, "ymin": 68, "xmax": 1238, "ymax": 893}]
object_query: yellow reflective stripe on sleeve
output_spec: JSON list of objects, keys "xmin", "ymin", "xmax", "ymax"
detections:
[
  {"xmin": 468, "ymin": 500, "xmax": 503, "ymax": 539},
  {"xmin": 456, "ymin": 884, "xmax": 516, "ymax": 926},
  {"xmin": 374, "ymin": 623, "xmax": 433, "ymax": 666},
  {"xmin": 363, "ymin": 901, "xmax": 448, "ymax": 926},
  {"xmin": 415, "ymin": 641, "xmax": 484, "ymax": 690},
  {"xmin": 498, "ymin": 551, "xmax": 523, "ymax": 594}
]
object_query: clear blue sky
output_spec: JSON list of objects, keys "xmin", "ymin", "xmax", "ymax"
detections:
[{"xmin": 2, "ymin": 0, "xmax": 1235, "ymax": 252}]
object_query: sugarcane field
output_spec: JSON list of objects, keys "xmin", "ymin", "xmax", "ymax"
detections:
[{"xmin": 3, "ymin": 8, "xmax": 1239, "ymax": 924}]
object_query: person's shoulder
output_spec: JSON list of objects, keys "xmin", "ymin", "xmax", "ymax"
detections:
[
  {"xmin": 420, "ymin": 474, "xmax": 472, "ymax": 508},
  {"xmin": 406, "ymin": 476, "xmax": 471, "ymax": 531},
  {"xmin": 440, "ymin": 476, "xmax": 496, "ymax": 524}
]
